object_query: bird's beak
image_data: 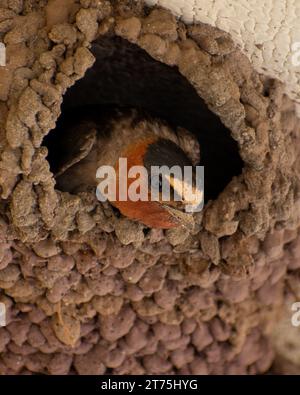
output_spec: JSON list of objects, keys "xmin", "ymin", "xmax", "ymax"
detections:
[
  {"xmin": 164, "ymin": 174, "xmax": 204, "ymax": 212},
  {"xmin": 161, "ymin": 203, "xmax": 195, "ymax": 231},
  {"xmin": 149, "ymin": 172, "xmax": 203, "ymax": 230}
]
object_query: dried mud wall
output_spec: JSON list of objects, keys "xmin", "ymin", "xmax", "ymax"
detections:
[
  {"xmin": 0, "ymin": 0, "xmax": 299, "ymax": 374},
  {"xmin": 146, "ymin": 0, "xmax": 300, "ymax": 108}
]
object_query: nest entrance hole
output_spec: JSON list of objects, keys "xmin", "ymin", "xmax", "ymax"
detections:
[{"xmin": 44, "ymin": 35, "xmax": 243, "ymax": 201}]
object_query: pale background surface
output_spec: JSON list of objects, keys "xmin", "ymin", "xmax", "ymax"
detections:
[{"xmin": 145, "ymin": 0, "xmax": 300, "ymax": 112}]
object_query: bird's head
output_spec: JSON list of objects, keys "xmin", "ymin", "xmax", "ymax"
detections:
[
  {"xmin": 110, "ymin": 136, "xmax": 203, "ymax": 229},
  {"xmin": 53, "ymin": 108, "xmax": 202, "ymax": 230}
]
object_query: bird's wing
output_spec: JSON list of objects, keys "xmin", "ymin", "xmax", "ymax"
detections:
[{"xmin": 55, "ymin": 121, "xmax": 97, "ymax": 178}]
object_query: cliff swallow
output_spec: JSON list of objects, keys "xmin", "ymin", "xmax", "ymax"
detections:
[{"xmin": 52, "ymin": 108, "xmax": 202, "ymax": 229}]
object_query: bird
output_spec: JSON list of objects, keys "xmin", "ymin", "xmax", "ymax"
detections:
[{"xmin": 49, "ymin": 107, "xmax": 203, "ymax": 230}]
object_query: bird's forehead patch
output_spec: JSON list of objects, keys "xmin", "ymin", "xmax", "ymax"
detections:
[{"xmin": 164, "ymin": 173, "xmax": 204, "ymax": 206}]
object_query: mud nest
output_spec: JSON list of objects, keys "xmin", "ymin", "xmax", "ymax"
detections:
[{"xmin": 0, "ymin": 0, "xmax": 300, "ymax": 375}]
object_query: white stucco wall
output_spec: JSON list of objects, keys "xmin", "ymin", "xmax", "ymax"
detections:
[{"xmin": 145, "ymin": 0, "xmax": 300, "ymax": 111}]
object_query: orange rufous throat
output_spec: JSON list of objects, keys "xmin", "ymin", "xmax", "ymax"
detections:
[{"xmin": 112, "ymin": 137, "xmax": 180, "ymax": 229}]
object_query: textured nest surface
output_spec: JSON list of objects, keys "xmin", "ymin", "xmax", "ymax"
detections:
[{"xmin": 0, "ymin": 0, "xmax": 300, "ymax": 375}]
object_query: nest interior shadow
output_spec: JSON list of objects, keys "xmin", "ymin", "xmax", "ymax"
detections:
[{"xmin": 44, "ymin": 35, "xmax": 243, "ymax": 202}]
